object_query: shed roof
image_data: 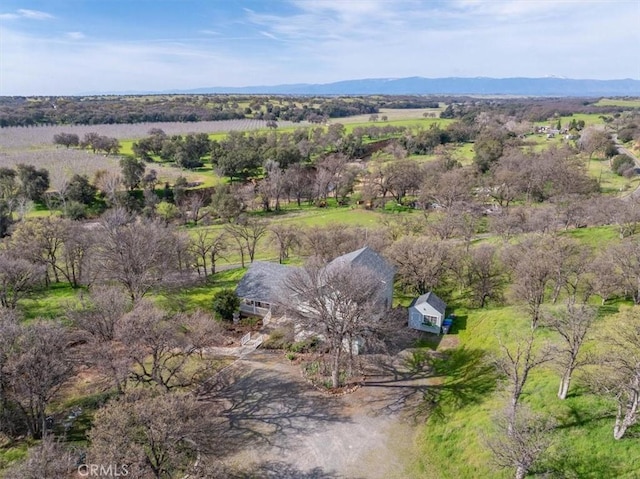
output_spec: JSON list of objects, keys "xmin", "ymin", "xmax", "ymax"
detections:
[{"xmin": 410, "ymin": 291, "xmax": 447, "ymax": 316}]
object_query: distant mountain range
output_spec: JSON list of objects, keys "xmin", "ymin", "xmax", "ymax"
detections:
[{"xmin": 149, "ymin": 77, "xmax": 640, "ymax": 97}]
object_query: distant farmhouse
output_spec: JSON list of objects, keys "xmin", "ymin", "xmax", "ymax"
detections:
[{"xmin": 235, "ymin": 247, "xmax": 394, "ymax": 318}]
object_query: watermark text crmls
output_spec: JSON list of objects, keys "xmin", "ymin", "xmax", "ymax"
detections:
[{"xmin": 78, "ymin": 464, "xmax": 129, "ymax": 477}]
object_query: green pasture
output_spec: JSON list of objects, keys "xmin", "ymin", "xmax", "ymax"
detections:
[
  {"xmin": 19, "ymin": 282, "xmax": 83, "ymax": 321},
  {"xmin": 562, "ymin": 224, "xmax": 621, "ymax": 248},
  {"xmin": 341, "ymin": 117, "xmax": 454, "ymax": 133},
  {"xmin": 587, "ymin": 157, "xmax": 639, "ymax": 195},
  {"xmin": 595, "ymin": 98, "xmax": 640, "ymax": 108}
]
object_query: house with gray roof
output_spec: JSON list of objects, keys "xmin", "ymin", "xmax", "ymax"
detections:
[
  {"xmin": 235, "ymin": 262, "xmax": 298, "ymax": 316},
  {"xmin": 235, "ymin": 246, "xmax": 394, "ymax": 318},
  {"xmin": 408, "ymin": 292, "xmax": 447, "ymax": 334},
  {"xmin": 325, "ymin": 247, "xmax": 395, "ymax": 309}
]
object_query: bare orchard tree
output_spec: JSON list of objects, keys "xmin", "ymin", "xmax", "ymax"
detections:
[
  {"xmin": 88, "ymin": 391, "xmax": 217, "ymax": 479},
  {"xmin": 387, "ymin": 236, "xmax": 454, "ymax": 295},
  {"xmin": 282, "ymin": 261, "xmax": 386, "ymax": 388},
  {"xmin": 0, "ymin": 310, "xmax": 21, "ymax": 438},
  {"xmin": 224, "ymin": 215, "xmax": 268, "ymax": 267},
  {"xmin": 542, "ymin": 303, "xmax": 596, "ymax": 400},
  {"xmin": 69, "ymin": 286, "xmax": 132, "ymax": 393},
  {"xmin": 0, "ymin": 252, "xmax": 45, "ymax": 309},
  {"xmin": 587, "ymin": 307, "xmax": 640, "ymax": 440},
  {"xmin": 269, "ymin": 223, "xmax": 301, "ymax": 264},
  {"xmin": 494, "ymin": 332, "xmax": 551, "ymax": 429},
  {"xmin": 503, "ymin": 236, "xmax": 557, "ymax": 328},
  {"xmin": 188, "ymin": 229, "xmax": 227, "ymax": 278},
  {"xmin": 118, "ymin": 302, "xmax": 224, "ymax": 391},
  {"xmin": 92, "ymin": 210, "xmax": 183, "ymax": 302},
  {"xmin": 6, "ymin": 320, "xmax": 73, "ymax": 439},
  {"xmin": 485, "ymin": 405, "xmax": 555, "ymax": 479}
]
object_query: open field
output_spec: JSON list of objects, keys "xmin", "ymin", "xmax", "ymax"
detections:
[
  {"xmin": 0, "ymin": 119, "xmax": 294, "ymax": 150},
  {"xmin": 595, "ymin": 98, "xmax": 640, "ymax": 108},
  {"xmin": 335, "ymin": 107, "xmax": 442, "ymax": 124}
]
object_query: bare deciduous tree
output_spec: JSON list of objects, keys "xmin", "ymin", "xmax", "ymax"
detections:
[
  {"xmin": 269, "ymin": 223, "xmax": 301, "ymax": 264},
  {"xmin": 0, "ymin": 253, "xmax": 45, "ymax": 309},
  {"xmin": 118, "ymin": 303, "xmax": 223, "ymax": 391},
  {"xmin": 282, "ymin": 261, "xmax": 386, "ymax": 388},
  {"xmin": 543, "ymin": 303, "xmax": 596, "ymax": 399},
  {"xmin": 2, "ymin": 435, "xmax": 75, "ymax": 479},
  {"xmin": 587, "ymin": 307, "xmax": 640, "ymax": 439},
  {"xmin": 189, "ymin": 228, "xmax": 228, "ymax": 277},
  {"xmin": 387, "ymin": 236, "xmax": 453, "ymax": 295},
  {"xmin": 6, "ymin": 320, "xmax": 73, "ymax": 439},
  {"xmin": 485, "ymin": 406, "xmax": 554, "ymax": 479},
  {"xmin": 93, "ymin": 211, "xmax": 183, "ymax": 301},
  {"xmin": 225, "ymin": 216, "xmax": 268, "ymax": 267},
  {"xmin": 464, "ymin": 244, "xmax": 505, "ymax": 308},
  {"xmin": 89, "ymin": 391, "xmax": 216, "ymax": 479},
  {"xmin": 596, "ymin": 238, "xmax": 640, "ymax": 304},
  {"xmin": 503, "ymin": 236, "xmax": 558, "ymax": 328},
  {"xmin": 494, "ymin": 332, "xmax": 550, "ymax": 427}
]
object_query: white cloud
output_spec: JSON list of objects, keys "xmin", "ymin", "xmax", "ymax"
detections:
[
  {"xmin": 17, "ymin": 8, "xmax": 54, "ymax": 20},
  {"xmin": 0, "ymin": 8, "xmax": 53, "ymax": 21},
  {"xmin": 259, "ymin": 31, "xmax": 277, "ymax": 40},
  {"xmin": 66, "ymin": 31, "xmax": 85, "ymax": 40},
  {"xmin": 1, "ymin": 0, "xmax": 638, "ymax": 95}
]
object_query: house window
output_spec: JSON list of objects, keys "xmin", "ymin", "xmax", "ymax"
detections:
[{"xmin": 422, "ymin": 315, "xmax": 438, "ymax": 325}]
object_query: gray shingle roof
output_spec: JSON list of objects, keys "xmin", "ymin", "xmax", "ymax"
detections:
[
  {"xmin": 411, "ymin": 292, "xmax": 446, "ymax": 315},
  {"xmin": 235, "ymin": 262, "xmax": 297, "ymax": 304},
  {"xmin": 326, "ymin": 247, "xmax": 395, "ymax": 284},
  {"xmin": 236, "ymin": 247, "xmax": 394, "ymax": 305}
]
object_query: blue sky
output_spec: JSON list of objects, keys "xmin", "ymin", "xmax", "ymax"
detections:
[{"xmin": 1, "ymin": 0, "xmax": 639, "ymax": 95}]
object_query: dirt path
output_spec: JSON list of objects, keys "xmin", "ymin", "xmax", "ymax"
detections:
[{"xmin": 213, "ymin": 350, "xmax": 425, "ymax": 479}]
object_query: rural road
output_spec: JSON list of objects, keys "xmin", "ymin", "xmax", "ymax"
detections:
[{"xmin": 612, "ymin": 134, "xmax": 640, "ymax": 200}]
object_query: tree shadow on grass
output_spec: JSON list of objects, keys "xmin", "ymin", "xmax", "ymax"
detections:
[
  {"xmin": 362, "ymin": 346, "xmax": 499, "ymax": 420},
  {"xmin": 553, "ymin": 400, "xmax": 616, "ymax": 430},
  {"xmin": 203, "ymin": 360, "xmax": 351, "ymax": 457},
  {"xmin": 538, "ymin": 445, "xmax": 623, "ymax": 479}
]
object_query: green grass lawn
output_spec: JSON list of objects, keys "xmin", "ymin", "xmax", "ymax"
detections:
[
  {"xmin": 586, "ymin": 158, "xmax": 640, "ymax": 195},
  {"xmin": 411, "ymin": 301, "xmax": 640, "ymax": 479},
  {"xmin": 154, "ymin": 267, "xmax": 246, "ymax": 313},
  {"xmin": 19, "ymin": 282, "xmax": 84, "ymax": 321}
]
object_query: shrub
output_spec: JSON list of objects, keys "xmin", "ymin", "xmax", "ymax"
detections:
[
  {"xmin": 612, "ymin": 154, "xmax": 636, "ymax": 176},
  {"xmin": 287, "ymin": 336, "xmax": 320, "ymax": 354},
  {"xmin": 211, "ymin": 289, "xmax": 240, "ymax": 321},
  {"xmin": 262, "ymin": 327, "xmax": 294, "ymax": 350},
  {"xmin": 63, "ymin": 201, "xmax": 87, "ymax": 220}
]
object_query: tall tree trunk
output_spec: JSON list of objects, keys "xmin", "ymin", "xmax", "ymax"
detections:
[
  {"xmin": 558, "ymin": 368, "xmax": 573, "ymax": 400},
  {"xmin": 515, "ymin": 465, "xmax": 527, "ymax": 479},
  {"xmin": 614, "ymin": 389, "xmax": 639, "ymax": 440},
  {"xmin": 331, "ymin": 348, "xmax": 342, "ymax": 389}
]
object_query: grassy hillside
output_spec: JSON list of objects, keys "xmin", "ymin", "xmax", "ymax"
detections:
[{"xmin": 412, "ymin": 302, "xmax": 640, "ymax": 479}]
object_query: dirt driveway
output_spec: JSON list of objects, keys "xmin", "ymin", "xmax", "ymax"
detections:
[{"xmin": 210, "ymin": 350, "xmax": 428, "ymax": 479}]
